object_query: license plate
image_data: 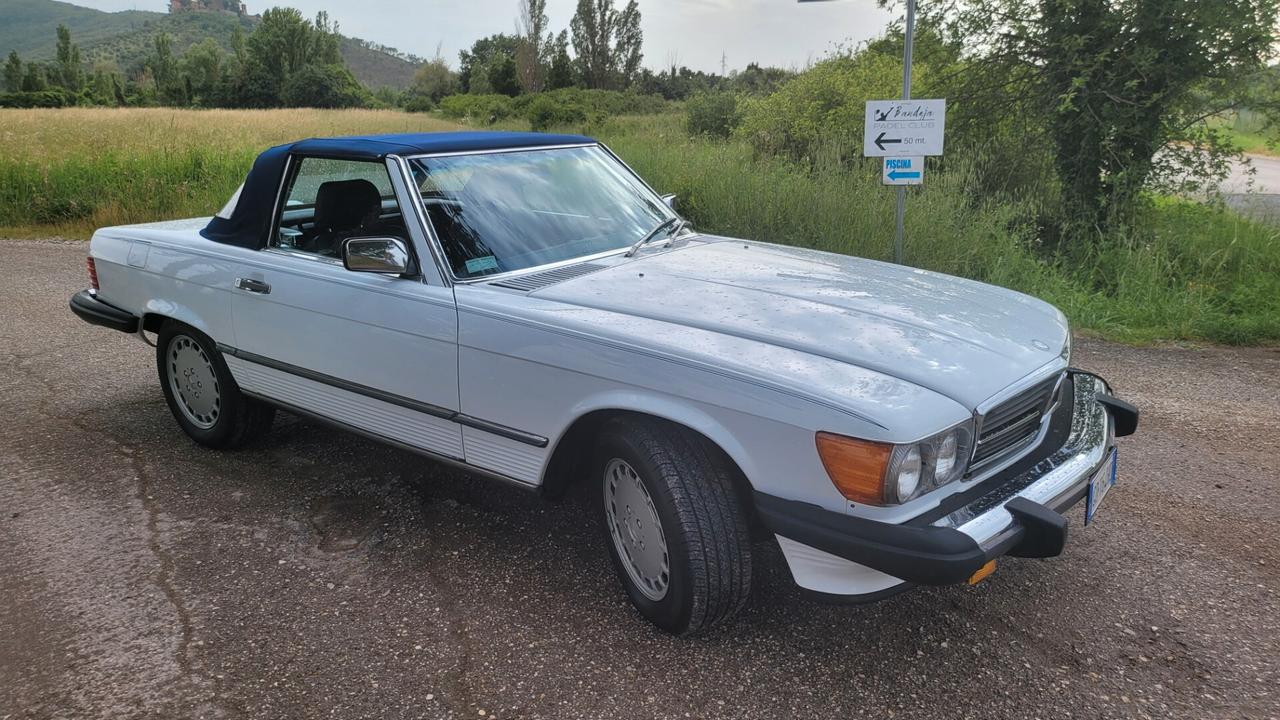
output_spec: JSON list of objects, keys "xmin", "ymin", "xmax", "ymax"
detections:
[{"xmin": 1085, "ymin": 449, "xmax": 1118, "ymax": 525}]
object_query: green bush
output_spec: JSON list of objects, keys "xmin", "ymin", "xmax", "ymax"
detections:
[
  {"xmin": 439, "ymin": 93, "xmax": 516, "ymax": 124},
  {"xmin": 685, "ymin": 91, "xmax": 740, "ymax": 138},
  {"xmin": 279, "ymin": 64, "xmax": 369, "ymax": 109},
  {"xmin": 735, "ymin": 53, "xmax": 902, "ymax": 163},
  {"xmin": 512, "ymin": 88, "xmax": 669, "ymax": 122},
  {"xmin": 0, "ymin": 89, "xmax": 78, "ymax": 108},
  {"xmin": 523, "ymin": 94, "xmax": 587, "ymax": 131},
  {"xmin": 403, "ymin": 95, "xmax": 436, "ymax": 113}
]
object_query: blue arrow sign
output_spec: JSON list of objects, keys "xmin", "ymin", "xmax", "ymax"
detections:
[{"xmin": 883, "ymin": 156, "xmax": 924, "ymax": 185}]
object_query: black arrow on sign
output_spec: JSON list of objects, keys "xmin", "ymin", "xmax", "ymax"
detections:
[{"xmin": 874, "ymin": 132, "xmax": 902, "ymax": 151}]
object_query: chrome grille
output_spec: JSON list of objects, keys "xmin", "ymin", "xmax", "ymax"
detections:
[
  {"xmin": 971, "ymin": 374, "xmax": 1062, "ymax": 471},
  {"xmin": 490, "ymin": 262, "xmax": 607, "ymax": 292}
]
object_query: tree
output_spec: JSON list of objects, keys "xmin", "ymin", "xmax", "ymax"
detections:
[
  {"xmin": 248, "ymin": 8, "xmax": 341, "ymax": 80},
  {"xmin": 546, "ymin": 30, "xmax": 575, "ymax": 90},
  {"xmin": 21, "ymin": 62, "xmax": 48, "ymax": 92},
  {"xmin": 571, "ymin": 0, "xmax": 615, "ymax": 89},
  {"xmin": 54, "ymin": 25, "xmax": 83, "ymax": 92},
  {"xmin": 614, "ymin": 0, "xmax": 642, "ymax": 87},
  {"xmin": 89, "ymin": 65, "xmax": 121, "ymax": 106},
  {"xmin": 922, "ymin": 0, "xmax": 1280, "ymax": 234},
  {"xmin": 516, "ymin": 0, "xmax": 550, "ymax": 93},
  {"xmin": 148, "ymin": 33, "xmax": 184, "ymax": 104},
  {"xmin": 230, "ymin": 24, "xmax": 248, "ymax": 66},
  {"xmin": 570, "ymin": 0, "xmax": 644, "ymax": 89},
  {"xmin": 280, "ymin": 64, "xmax": 367, "ymax": 108},
  {"xmin": 179, "ymin": 38, "xmax": 224, "ymax": 105},
  {"xmin": 3, "ymin": 52, "xmax": 22, "ymax": 93},
  {"xmin": 459, "ymin": 34, "xmax": 522, "ymax": 96},
  {"xmin": 409, "ymin": 57, "xmax": 458, "ymax": 103}
]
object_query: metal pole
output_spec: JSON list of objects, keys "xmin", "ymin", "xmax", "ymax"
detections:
[{"xmin": 893, "ymin": 0, "xmax": 915, "ymax": 264}]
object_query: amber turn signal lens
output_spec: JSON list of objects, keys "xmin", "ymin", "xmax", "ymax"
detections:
[
  {"xmin": 815, "ymin": 432, "xmax": 893, "ymax": 505},
  {"xmin": 967, "ymin": 560, "xmax": 997, "ymax": 585}
]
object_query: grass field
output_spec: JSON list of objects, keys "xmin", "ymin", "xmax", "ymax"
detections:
[
  {"xmin": 0, "ymin": 108, "xmax": 462, "ymax": 237},
  {"xmin": 2, "ymin": 107, "xmax": 1277, "ymax": 345},
  {"xmin": 1210, "ymin": 112, "xmax": 1278, "ymax": 157}
]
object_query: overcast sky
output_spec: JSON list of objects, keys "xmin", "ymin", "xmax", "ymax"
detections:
[{"xmin": 67, "ymin": 0, "xmax": 895, "ymax": 73}]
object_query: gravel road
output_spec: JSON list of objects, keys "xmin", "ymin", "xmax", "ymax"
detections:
[{"xmin": 1, "ymin": 239, "xmax": 1277, "ymax": 720}]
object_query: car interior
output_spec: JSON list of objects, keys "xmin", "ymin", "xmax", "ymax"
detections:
[{"xmin": 275, "ymin": 165, "xmax": 409, "ymax": 259}]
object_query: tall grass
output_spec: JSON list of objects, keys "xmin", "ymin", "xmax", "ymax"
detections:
[
  {"xmin": 0, "ymin": 108, "xmax": 462, "ymax": 236},
  {"xmin": 591, "ymin": 115, "xmax": 1280, "ymax": 345},
  {"xmin": 2, "ymin": 107, "xmax": 1276, "ymax": 345}
]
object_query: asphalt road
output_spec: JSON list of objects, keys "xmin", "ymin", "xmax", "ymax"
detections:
[
  {"xmin": 1223, "ymin": 153, "xmax": 1280, "ymax": 219},
  {"xmin": 2, "ymin": 239, "xmax": 1277, "ymax": 720}
]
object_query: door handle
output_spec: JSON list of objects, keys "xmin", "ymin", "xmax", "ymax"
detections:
[{"xmin": 235, "ymin": 278, "xmax": 271, "ymax": 295}]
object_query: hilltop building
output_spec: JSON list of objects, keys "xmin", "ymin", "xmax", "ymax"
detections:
[{"xmin": 168, "ymin": 0, "xmax": 248, "ymax": 16}]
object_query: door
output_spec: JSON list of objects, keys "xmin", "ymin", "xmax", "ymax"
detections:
[{"xmin": 226, "ymin": 155, "xmax": 464, "ymax": 460}]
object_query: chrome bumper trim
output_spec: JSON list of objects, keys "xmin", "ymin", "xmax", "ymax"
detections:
[{"xmin": 937, "ymin": 373, "xmax": 1114, "ymax": 544}]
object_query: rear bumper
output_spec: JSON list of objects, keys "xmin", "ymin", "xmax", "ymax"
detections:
[
  {"xmin": 759, "ymin": 372, "xmax": 1138, "ymax": 596},
  {"xmin": 69, "ymin": 290, "xmax": 138, "ymax": 333}
]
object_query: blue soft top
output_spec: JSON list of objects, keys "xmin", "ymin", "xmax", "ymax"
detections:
[{"xmin": 201, "ymin": 131, "xmax": 594, "ymax": 249}]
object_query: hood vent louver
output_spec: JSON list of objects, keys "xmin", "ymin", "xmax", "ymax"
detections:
[{"xmin": 490, "ymin": 262, "xmax": 608, "ymax": 292}]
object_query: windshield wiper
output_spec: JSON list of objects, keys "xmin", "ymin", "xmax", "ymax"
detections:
[{"xmin": 624, "ymin": 216, "xmax": 687, "ymax": 258}]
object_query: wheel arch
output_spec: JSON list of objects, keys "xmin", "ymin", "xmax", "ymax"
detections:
[
  {"xmin": 140, "ymin": 300, "xmax": 219, "ymax": 339},
  {"xmin": 539, "ymin": 399, "xmax": 764, "ymax": 534}
]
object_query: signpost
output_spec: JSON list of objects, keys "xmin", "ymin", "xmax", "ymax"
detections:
[
  {"xmin": 863, "ymin": 100, "xmax": 946, "ymax": 157},
  {"xmin": 882, "ymin": 157, "xmax": 924, "ymax": 185},
  {"xmin": 800, "ymin": 0, "xmax": 944, "ymax": 264}
]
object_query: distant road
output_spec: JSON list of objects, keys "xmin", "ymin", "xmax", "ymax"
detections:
[{"xmin": 1223, "ymin": 153, "xmax": 1280, "ymax": 220}]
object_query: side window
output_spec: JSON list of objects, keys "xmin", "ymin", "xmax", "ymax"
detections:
[{"xmin": 273, "ymin": 157, "xmax": 407, "ymax": 258}]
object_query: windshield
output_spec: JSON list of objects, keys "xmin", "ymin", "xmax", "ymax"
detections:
[{"xmin": 408, "ymin": 145, "xmax": 670, "ymax": 279}]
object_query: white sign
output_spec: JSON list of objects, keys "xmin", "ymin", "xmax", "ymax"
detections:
[
  {"xmin": 864, "ymin": 99, "xmax": 946, "ymax": 157},
  {"xmin": 883, "ymin": 156, "xmax": 923, "ymax": 185}
]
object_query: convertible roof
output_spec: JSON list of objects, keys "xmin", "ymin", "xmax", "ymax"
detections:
[
  {"xmin": 201, "ymin": 131, "xmax": 596, "ymax": 249},
  {"xmin": 289, "ymin": 131, "xmax": 595, "ymax": 159}
]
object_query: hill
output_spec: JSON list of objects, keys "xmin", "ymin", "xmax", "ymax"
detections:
[
  {"xmin": 1, "ymin": 0, "xmax": 155, "ymax": 58},
  {"xmin": 3, "ymin": 0, "xmax": 421, "ymax": 89}
]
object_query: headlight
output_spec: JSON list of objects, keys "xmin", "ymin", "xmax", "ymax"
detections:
[
  {"xmin": 933, "ymin": 432, "xmax": 959, "ymax": 481},
  {"xmin": 817, "ymin": 423, "xmax": 973, "ymax": 506},
  {"xmin": 891, "ymin": 445, "xmax": 922, "ymax": 501}
]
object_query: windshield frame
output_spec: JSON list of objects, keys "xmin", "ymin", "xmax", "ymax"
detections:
[{"xmin": 400, "ymin": 142, "xmax": 679, "ymax": 285}]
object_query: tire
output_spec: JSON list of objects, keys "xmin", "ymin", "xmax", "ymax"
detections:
[
  {"xmin": 156, "ymin": 322, "xmax": 275, "ymax": 449},
  {"xmin": 595, "ymin": 416, "xmax": 753, "ymax": 635}
]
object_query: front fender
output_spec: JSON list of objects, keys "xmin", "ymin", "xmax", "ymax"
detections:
[{"xmin": 546, "ymin": 387, "xmax": 852, "ymax": 512}]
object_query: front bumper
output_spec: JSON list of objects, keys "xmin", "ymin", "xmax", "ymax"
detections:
[
  {"xmin": 70, "ymin": 290, "xmax": 139, "ymax": 333},
  {"xmin": 757, "ymin": 372, "xmax": 1138, "ymax": 596}
]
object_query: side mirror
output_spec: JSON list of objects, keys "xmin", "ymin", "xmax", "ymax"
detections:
[
  {"xmin": 661, "ymin": 193, "xmax": 678, "ymax": 211},
  {"xmin": 342, "ymin": 237, "xmax": 414, "ymax": 275}
]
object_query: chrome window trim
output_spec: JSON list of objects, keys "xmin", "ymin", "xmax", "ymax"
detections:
[
  {"xmin": 261, "ymin": 246, "xmax": 343, "ymax": 266},
  {"xmin": 266, "ymin": 153, "xmax": 296, "ymax": 250},
  {"xmin": 388, "ymin": 154, "xmax": 449, "ymax": 286},
  {"xmin": 401, "ymin": 143, "xmax": 681, "ymax": 285},
  {"xmin": 403, "ymin": 142, "xmax": 597, "ymax": 160}
]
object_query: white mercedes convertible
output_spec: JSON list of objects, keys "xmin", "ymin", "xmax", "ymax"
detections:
[{"xmin": 71, "ymin": 131, "xmax": 1138, "ymax": 635}]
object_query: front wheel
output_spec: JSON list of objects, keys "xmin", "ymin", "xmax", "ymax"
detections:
[
  {"xmin": 156, "ymin": 322, "xmax": 274, "ymax": 449},
  {"xmin": 596, "ymin": 417, "xmax": 753, "ymax": 635}
]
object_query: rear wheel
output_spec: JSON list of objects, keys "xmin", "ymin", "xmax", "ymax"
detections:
[
  {"xmin": 596, "ymin": 417, "xmax": 753, "ymax": 635},
  {"xmin": 156, "ymin": 322, "xmax": 274, "ymax": 449}
]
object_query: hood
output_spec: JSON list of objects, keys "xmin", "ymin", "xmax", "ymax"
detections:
[{"xmin": 534, "ymin": 238, "xmax": 1068, "ymax": 410}]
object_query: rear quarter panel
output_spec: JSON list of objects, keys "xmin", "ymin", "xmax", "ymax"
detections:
[{"xmin": 90, "ymin": 219, "xmax": 241, "ymax": 344}]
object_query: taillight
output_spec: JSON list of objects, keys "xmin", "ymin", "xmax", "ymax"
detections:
[{"xmin": 87, "ymin": 257, "xmax": 100, "ymax": 293}]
